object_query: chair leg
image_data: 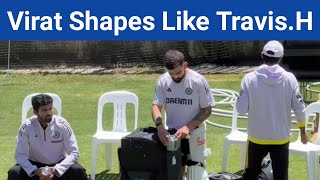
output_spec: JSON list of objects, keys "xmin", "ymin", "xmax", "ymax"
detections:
[
  {"xmin": 105, "ymin": 144, "xmax": 113, "ymax": 171},
  {"xmin": 317, "ymin": 155, "xmax": 320, "ymax": 180},
  {"xmin": 307, "ymin": 153, "xmax": 318, "ymax": 180},
  {"xmin": 222, "ymin": 140, "xmax": 229, "ymax": 172},
  {"xmin": 91, "ymin": 141, "xmax": 98, "ymax": 180},
  {"xmin": 240, "ymin": 143, "xmax": 247, "ymax": 170}
]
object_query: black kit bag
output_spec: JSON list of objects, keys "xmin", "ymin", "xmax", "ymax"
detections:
[
  {"xmin": 242, "ymin": 159, "xmax": 274, "ymax": 180},
  {"xmin": 118, "ymin": 126, "xmax": 183, "ymax": 180},
  {"xmin": 259, "ymin": 159, "xmax": 273, "ymax": 180}
]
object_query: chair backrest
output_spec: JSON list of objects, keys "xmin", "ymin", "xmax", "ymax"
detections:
[
  {"xmin": 97, "ymin": 91, "xmax": 139, "ymax": 133},
  {"xmin": 297, "ymin": 102, "xmax": 320, "ymax": 141},
  {"xmin": 231, "ymin": 103, "xmax": 240, "ymax": 131},
  {"xmin": 22, "ymin": 93, "xmax": 62, "ymax": 124}
]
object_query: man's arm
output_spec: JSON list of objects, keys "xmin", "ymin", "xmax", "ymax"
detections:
[
  {"xmin": 54, "ymin": 121, "xmax": 79, "ymax": 177},
  {"xmin": 236, "ymin": 76, "xmax": 249, "ymax": 115},
  {"xmin": 188, "ymin": 77, "xmax": 214, "ymax": 130},
  {"xmin": 290, "ymin": 76, "xmax": 308, "ymax": 144},
  {"xmin": 186, "ymin": 106, "xmax": 212, "ymax": 130},
  {"xmin": 152, "ymin": 103, "xmax": 170, "ymax": 145},
  {"xmin": 152, "ymin": 78, "xmax": 166, "ymax": 128},
  {"xmin": 291, "ymin": 76, "xmax": 306, "ymax": 128},
  {"xmin": 152, "ymin": 104, "xmax": 164, "ymax": 127},
  {"xmin": 299, "ymin": 126, "xmax": 308, "ymax": 144},
  {"xmin": 152, "ymin": 78, "xmax": 170, "ymax": 145},
  {"xmin": 15, "ymin": 123, "xmax": 38, "ymax": 177}
]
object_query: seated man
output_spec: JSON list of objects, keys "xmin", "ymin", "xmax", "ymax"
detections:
[{"xmin": 8, "ymin": 94, "xmax": 87, "ymax": 180}]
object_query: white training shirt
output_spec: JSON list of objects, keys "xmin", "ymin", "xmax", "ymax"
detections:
[
  {"xmin": 15, "ymin": 115, "xmax": 80, "ymax": 177},
  {"xmin": 153, "ymin": 69, "xmax": 215, "ymax": 129}
]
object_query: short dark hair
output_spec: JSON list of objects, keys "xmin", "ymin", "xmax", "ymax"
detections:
[
  {"xmin": 262, "ymin": 54, "xmax": 282, "ymax": 65},
  {"xmin": 164, "ymin": 50, "xmax": 185, "ymax": 70},
  {"xmin": 32, "ymin": 94, "xmax": 53, "ymax": 112}
]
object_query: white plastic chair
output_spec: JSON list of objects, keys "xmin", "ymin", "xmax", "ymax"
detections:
[
  {"xmin": 289, "ymin": 102, "xmax": 320, "ymax": 180},
  {"xmin": 91, "ymin": 91, "xmax": 139, "ymax": 180},
  {"xmin": 222, "ymin": 104, "xmax": 248, "ymax": 172},
  {"xmin": 22, "ymin": 93, "xmax": 62, "ymax": 123}
]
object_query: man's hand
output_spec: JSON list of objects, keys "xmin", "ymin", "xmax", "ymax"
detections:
[
  {"xmin": 34, "ymin": 168, "xmax": 43, "ymax": 177},
  {"xmin": 34, "ymin": 168, "xmax": 53, "ymax": 180},
  {"xmin": 300, "ymin": 131, "xmax": 309, "ymax": 144},
  {"xmin": 157, "ymin": 125, "xmax": 169, "ymax": 146},
  {"xmin": 35, "ymin": 166, "xmax": 56, "ymax": 180},
  {"xmin": 50, "ymin": 166, "xmax": 59, "ymax": 177},
  {"xmin": 175, "ymin": 126, "xmax": 190, "ymax": 139}
]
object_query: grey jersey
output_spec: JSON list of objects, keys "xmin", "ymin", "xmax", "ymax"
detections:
[
  {"xmin": 153, "ymin": 69, "xmax": 214, "ymax": 129},
  {"xmin": 15, "ymin": 115, "xmax": 79, "ymax": 177}
]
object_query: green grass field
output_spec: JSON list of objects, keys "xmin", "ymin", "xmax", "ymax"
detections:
[{"xmin": 0, "ymin": 73, "xmax": 317, "ymax": 180}]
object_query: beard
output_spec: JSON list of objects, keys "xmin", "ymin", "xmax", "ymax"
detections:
[
  {"xmin": 172, "ymin": 74, "xmax": 185, "ymax": 83},
  {"xmin": 42, "ymin": 115, "xmax": 52, "ymax": 123}
]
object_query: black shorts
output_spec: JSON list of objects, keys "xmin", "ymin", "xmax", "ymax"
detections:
[{"xmin": 168, "ymin": 129, "xmax": 198, "ymax": 167}]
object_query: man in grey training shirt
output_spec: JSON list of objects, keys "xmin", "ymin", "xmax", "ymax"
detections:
[
  {"xmin": 152, "ymin": 49, "xmax": 215, "ymax": 179},
  {"xmin": 8, "ymin": 94, "xmax": 87, "ymax": 180}
]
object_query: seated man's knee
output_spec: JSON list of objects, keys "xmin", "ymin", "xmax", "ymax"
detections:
[
  {"xmin": 67, "ymin": 163, "xmax": 87, "ymax": 179},
  {"xmin": 8, "ymin": 165, "xmax": 23, "ymax": 180}
]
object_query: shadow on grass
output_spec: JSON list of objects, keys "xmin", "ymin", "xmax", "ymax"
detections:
[
  {"xmin": 234, "ymin": 169, "xmax": 244, "ymax": 176},
  {"xmin": 88, "ymin": 171, "xmax": 120, "ymax": 180}
]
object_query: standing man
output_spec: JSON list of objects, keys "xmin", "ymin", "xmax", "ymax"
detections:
[
  {"xmin": 236, "ymin": 40, "xmax": 309, "ymax": 180},
  {"xmin": 152, "ymin": 49, "xmax": 215, "ymax": 179},
  {"xmin": 8, "ymin": 94, "xmax": 88, "ymax": 180}
]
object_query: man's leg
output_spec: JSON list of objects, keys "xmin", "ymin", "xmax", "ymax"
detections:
[
  {"xmin": 269, "ymin": 142, "xmax": 289, "ymax": 180},
  {"xmin": 57, "ymin": 162, "xmax": 88, "ymax": 180},
  {"xmin": 242, "ymin": 141, "xmax": 269, "ymax": 180},
  {"xmin": 8, "ymin": 164, "xmax": 38, "ymax": 180}
]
